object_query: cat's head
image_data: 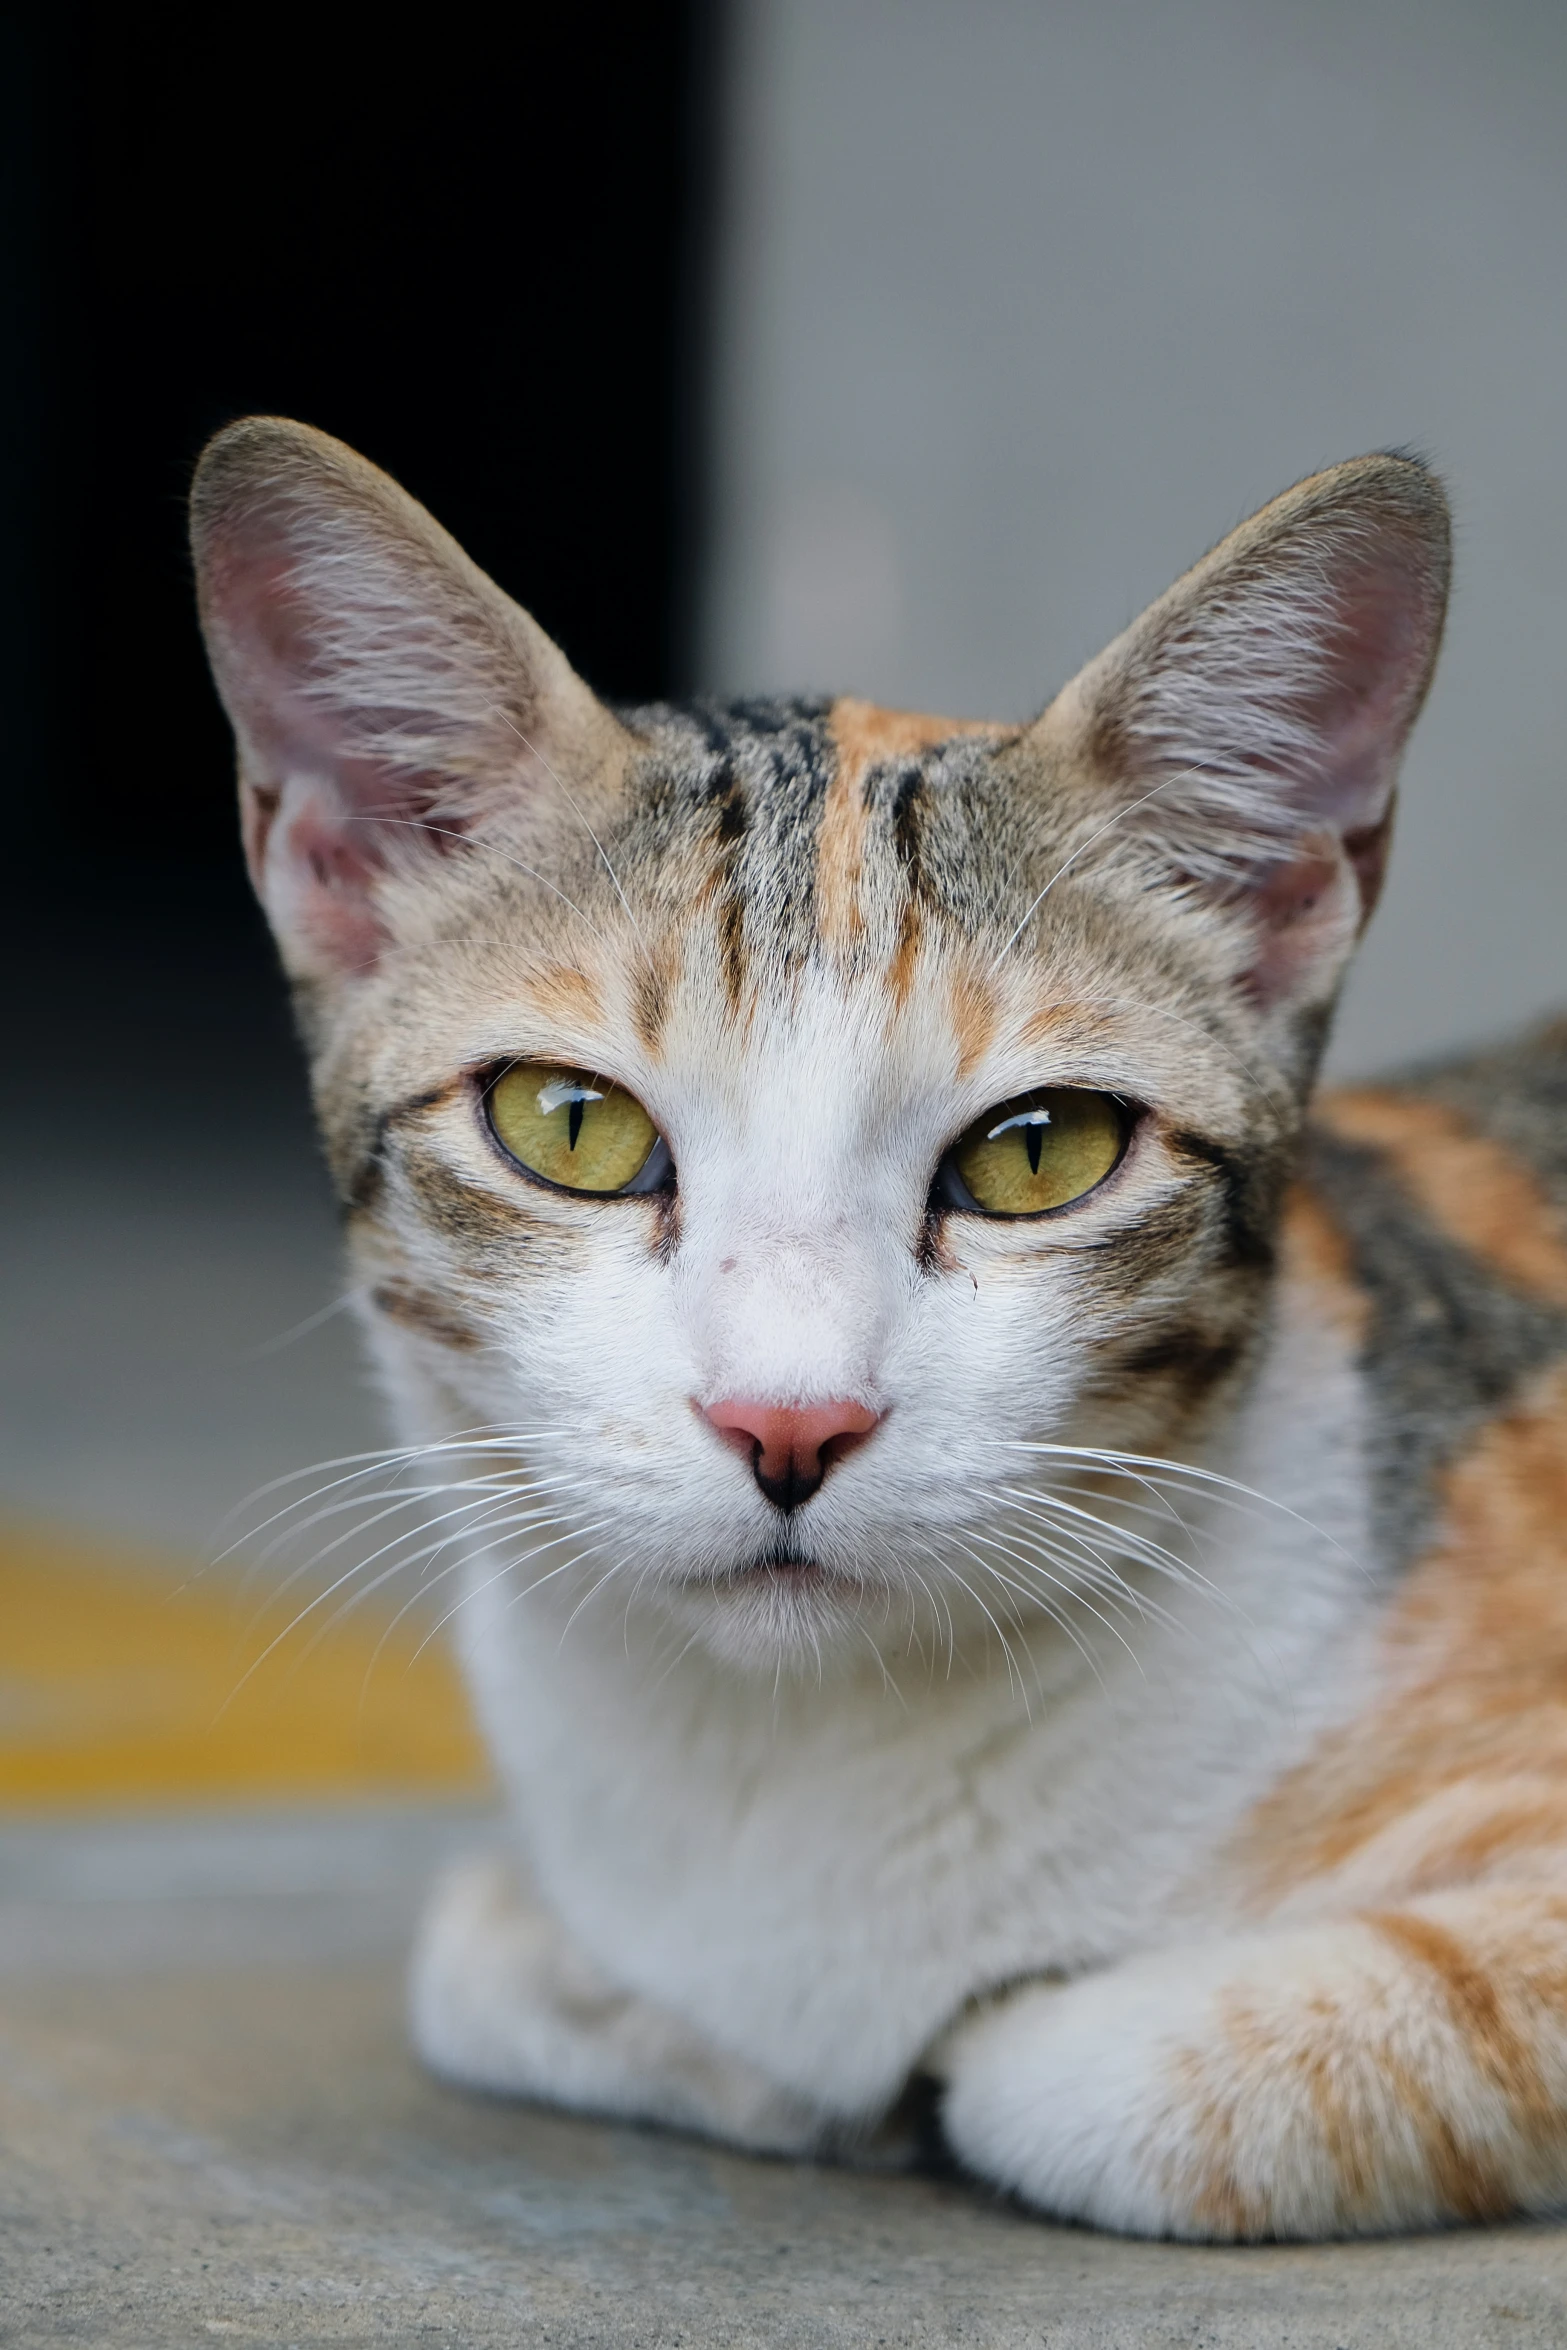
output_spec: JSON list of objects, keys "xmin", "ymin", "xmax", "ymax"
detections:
[{"xmin": 192, "ymin": 422, "xmax": 1448, "ymax": 1671}]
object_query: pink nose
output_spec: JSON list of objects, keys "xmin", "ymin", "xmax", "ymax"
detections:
[{"xmin": 701, "ymin": 1397, "xmax": 882, "ymax": 1511}]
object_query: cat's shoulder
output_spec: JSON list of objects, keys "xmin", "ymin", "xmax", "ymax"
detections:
[{"xmin": 1286, "ymin": 1016, "xmax": 1567, "ymax": 1571}]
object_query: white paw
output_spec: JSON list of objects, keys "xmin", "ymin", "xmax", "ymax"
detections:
[
  {"xmin": 937, "ymin": 1925, "xmax": 1450, "ymax": 2240},
  {"xmin": 410, "ymin": 1856, "xmax": 827, "ymax": 2154},
  {"xmin": 409, "ymin": 1855, "xmax": 582, "ymax": 2097},
  {"xmin": 939, "ymin": 1966, "xmax": 1194, "ymax": 2237}
]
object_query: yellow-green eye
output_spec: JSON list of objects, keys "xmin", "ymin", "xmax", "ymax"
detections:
[
  {"xmin": 947, "ymin": 1088, "xmax": 1127, "ymax": 1216},
  {"xmin": 486, "ymin": 1064, "xmax": 662, "ymax": 1194}
]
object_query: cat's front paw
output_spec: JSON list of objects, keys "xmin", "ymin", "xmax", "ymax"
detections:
[
  {"xmin": 410, "ymin": 1856, "xmax": 827, "ymax": 2154},
  {"xmin": 937, "ymin": 1961, "xmax": 1213, "ymax": 2238},
  {"xmin": 937, "ymin": 1911, "xmax": 1567, "ymax": 2240},
  {"xmin": 410, "ymin": 1855, "xmax": 580, "ymax": 2099}
]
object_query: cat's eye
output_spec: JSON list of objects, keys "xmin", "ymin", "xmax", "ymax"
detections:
[
  {"xmin": 485, "ymin": 1063, "xmax": 667, "ymax": 1195},
  {"xmin": 941, "ymin": 1088, "xmax": 1128, "ymax": 1217}
]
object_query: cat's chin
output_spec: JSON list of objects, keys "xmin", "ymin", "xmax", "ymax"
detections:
[
  {"xmin": 654, "ymin": 1548, "xmax": 1100, "ymax": 1686},
  {"xmin": 667, "ymin": 1557, "xmax": 880, "ymax": 1674}
]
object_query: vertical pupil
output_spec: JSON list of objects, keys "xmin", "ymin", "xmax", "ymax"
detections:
[
  {"xmin": 568, "ymin": 1096, "xmax": 585, "ymax": 1150},
  {"xmin": 1025, "ymin": 1120, "xmax": 1043, "ymax": 1175}
]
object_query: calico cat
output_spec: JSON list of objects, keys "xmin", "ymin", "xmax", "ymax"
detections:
[{"xmin": 192, "ymin": 419, "xmax": 1567, "ymax": 2240}]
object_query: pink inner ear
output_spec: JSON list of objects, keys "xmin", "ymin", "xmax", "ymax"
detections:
[
  {"xmin": 261, "ymin": 779, "xmax": 391, "ymax": 977},
  {"xmin": 1242, "ymin": 834, "xmax": 1363, "ymax": 1011},
  {"xmin": 1231, "ymin": 547, "xmax": 1433, "ymax": 1014},
  {"xmin": 206, "ymin": 517, "xmax": 474, "ymax": 979},
  {"xmin": 1295, "ymin": 546, "xmax": 1435, "ymax": 835},
  {"xmin": 276, "ymin": 790, "xmax": 380, "ymax": 898},
  {"xmin": 215, "ymin": 536, "xmax": 449, "ymax": 837}
]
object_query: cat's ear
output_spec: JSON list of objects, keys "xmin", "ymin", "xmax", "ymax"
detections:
[
  {"xmin": 1033, "ymin": 454, "xmax": 1450, "ymax": 1021},
  {"xmin": 191, "ymin": 417, "xmax": 629, "ymax": 984}
]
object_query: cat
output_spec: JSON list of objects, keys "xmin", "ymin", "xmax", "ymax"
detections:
[{"xmin": 191, "ymin": 418, "xmax": 1567, "ymax": 2241}]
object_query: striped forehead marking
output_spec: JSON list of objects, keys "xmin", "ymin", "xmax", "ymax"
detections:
[
  {"xmin": 816, "ymin": 697, "xmax": 1002, "ymax": 957},
  {"xmin": 622, "ymin": 698, "xmax": 836, "ymax": 1021}
]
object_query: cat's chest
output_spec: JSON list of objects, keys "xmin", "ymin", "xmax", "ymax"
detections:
[{"xmin": 459, "ymin": 1583, "xmax": 1340, "ymax": 2114}]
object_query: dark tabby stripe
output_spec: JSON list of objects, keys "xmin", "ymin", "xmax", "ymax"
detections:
[
  {"xmin": 618, "ymin": 697, "xmax": 837, "ymax": 992},
  {"xmin": 1420, "ymin": 1018, "xmax": 1567, "ymax": 1218},
  {"xmin": 1165, "ymin": 1131, "xmax": 1280, "ymax": 1273},
  {"xmin": 1304, "ymin": 1122, "xmax": 1567, "ymax": 1571},
  {"xmin": 371, "ymin": 1282, "xmax": 481, "ymax": 1351}
]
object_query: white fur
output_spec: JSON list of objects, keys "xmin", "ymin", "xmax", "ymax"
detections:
[
  {"xmin": 410, "ymin": 1855, "xmax": 824, "ymax": 2151},
  {"xmin": 386, "ymin": 1041, "xmax": 1382, "ymax": 2184}
]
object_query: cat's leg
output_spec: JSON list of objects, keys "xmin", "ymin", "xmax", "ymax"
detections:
[
  {"xmin": 936, "ymin": 1890, "xmax": 1567, "ymax": 2239},
  {"xmin": 409, "ymin": 1856, "xmax": 827, "ymax": 2153}
]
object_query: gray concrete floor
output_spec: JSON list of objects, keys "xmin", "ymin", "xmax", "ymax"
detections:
[{"xmin": 3, "ymin": 1807, "xmax": 1567, "ymax": 2349}]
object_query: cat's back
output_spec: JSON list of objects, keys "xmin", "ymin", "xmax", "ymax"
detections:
[
  {"xmin": 1311, "ymin": 1013, "xmax": 1567, "ymax": 1271},
  {"xmin": 1300, "ymin": 1014, "xmax": 1567, "ymax": 1576},
  {"xmin": 1241, "ymin": 1018, "xmax": 1567, "ymax": 1909}
]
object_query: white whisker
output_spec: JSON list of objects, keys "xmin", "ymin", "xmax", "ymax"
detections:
[
  {"xmin": 990, "ymin": 764, "xmax": 1217, "ymax": 970},
  {"xmin": 962, "ymin": 1522, "xmax": 1150, "ymax": 1675},
  {"xmin": 999, "ymin": 1441, "xmax": 1361, "ymax": 1567}
]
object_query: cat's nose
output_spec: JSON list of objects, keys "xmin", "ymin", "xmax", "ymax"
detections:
[{"xmin": 700, "ymin": 1398, "xmax": 882, "ymax": 1512}]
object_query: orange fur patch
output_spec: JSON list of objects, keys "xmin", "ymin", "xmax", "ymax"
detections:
[
  {"xmin": 817, "ymin": 698, "xmax": 999, "ymax": 950},
  {"xmin": 520, "ymin": 962, "xmax": 606, "ymax": 1034},
  {"xmin": 1235, "ymin": 1359, "xmax": 1567, "ymax": 1907},
  {"xmin": 1372, "ymin": 1910, "xmax": 1534, "ymax": 2116},
  {"xmin": 948, "ymin": 966, "xmax": 998, "ymax": 1082},
  {"xmin": 1175, "ymin": 1895, "xmax": 1567, "ymax": 2232},
  {"xmin": 1316, "ymin": 1086, "xmax": 1567, "ymax": 1306},
  {"xmin": 1278, "ymin": 1181, "xmax": 1371, "ymax": 1344},
  {"xmin": 886, "ymin": 904, "xmax": 924, "ymax": 1010},
  {"xmin": 1371, "ymin": 1898, "xmax": 1567, "ymax": 2216}
]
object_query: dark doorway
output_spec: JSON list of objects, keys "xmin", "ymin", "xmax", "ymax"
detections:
[{"xmin": 15, "ymin": 5, "xmax": 721, "ymax": 935}]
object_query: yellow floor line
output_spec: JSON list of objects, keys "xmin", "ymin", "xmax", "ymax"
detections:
[{"xmin": 0, "ymin": 1522, "xmax": 493, "ymax": 1809}]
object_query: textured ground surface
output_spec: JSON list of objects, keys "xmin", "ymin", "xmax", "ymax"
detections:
[{"xmin": 2, "ymin": 1808, "xmax": 1565, "ymax": 2350}]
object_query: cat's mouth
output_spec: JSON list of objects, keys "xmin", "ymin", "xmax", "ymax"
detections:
[
  {"xmin": 707, "ymin": 1539, "xmax": 827, "ymax": 1586},
  {"xmin": 674, "ymin": 1536, "xmax": 870, "ymax": 1605},
  {"xmin": 748, "ymin": 1537, "xmax": 823, "ymax": 1578}
]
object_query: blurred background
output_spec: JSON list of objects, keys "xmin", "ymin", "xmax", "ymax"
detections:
[{"xmin": 3, "ymin": 0, "xmax": 1566, "ymax": 1805}]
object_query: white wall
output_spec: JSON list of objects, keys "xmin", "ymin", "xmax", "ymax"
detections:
[{"xmin": 701, "ymin": 0, "xmax": 1567, "ymax": 1074}]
